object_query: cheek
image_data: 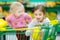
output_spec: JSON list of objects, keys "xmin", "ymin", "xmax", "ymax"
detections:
[
  {"xmin": 14, "ymin": 13, "xmax": 19, "ymax": 17},
  {"xmin": 40, "ymin": 16, "xmax": 43, "ymax": 19},
  {"xmin": 20, "ymin": 8, "xmax": 24, "ymax": 12},
  {"xmin": 40, "ymin": 15, "xmax": 44, "ymax": 18}
]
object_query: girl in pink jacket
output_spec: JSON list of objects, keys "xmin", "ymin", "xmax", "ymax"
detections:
[{"xmin": 6, "ymin": 2, "xmax": 32, "ymax": 40}]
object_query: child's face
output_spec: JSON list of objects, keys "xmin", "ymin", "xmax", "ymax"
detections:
[
  {"xmin": 13, "ymin": 7, "xmax": 24, "ymax": 17},
  {"xmin": 34, "ymin": 10, "xmax": 44, "ymax": 22}
]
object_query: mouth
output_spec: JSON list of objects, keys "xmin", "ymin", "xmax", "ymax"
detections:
[
  {"xmin": 37, "ymin": 18, "xmax": 40, "ymax": 20},
  {"xmin": 37, "ymin": 18, "xmax": 43, "ymax": 22}
]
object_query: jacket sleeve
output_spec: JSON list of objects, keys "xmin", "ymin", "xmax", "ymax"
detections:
[
  {"xmin": 25, "ymin": 19, "xmax": 36, "ymax": 36},
  {"xmin": 6, "ymin": 16, "xmax": 17, "ymax": 28},
  {"xmin": 24, "ymin": 13, "xmax": 32, "ymax": 24}
]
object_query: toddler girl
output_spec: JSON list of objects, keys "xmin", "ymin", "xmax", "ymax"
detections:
[
  {"xmin": 6, "ymin": 2, "xmax": 32, "ymax": 40},
  {"xmin": 25, "ymin": 5, "xmax": 50, "ymax": 40}
]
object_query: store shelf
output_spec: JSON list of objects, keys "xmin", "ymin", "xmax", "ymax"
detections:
[
  {"xmin": 25, "ymin": 4, "xmax": 60, "ymax": 12},
  {"xmin": 30, "ymin": 0, "xmax": 46, "ymax": 2},
  {"xmin": 0, "ymin": 0, "xmax": 16, "ymax": 2},
  {"xmin": 57, "ymin": 0, "xmax": 60, "ymax": 2}
]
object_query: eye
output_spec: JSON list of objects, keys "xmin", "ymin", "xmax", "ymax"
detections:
[
  {"xmin": 35, "ymin": 14, "xmax": 37, "ymax": 16},
  {"xmin": 19, "ymin": 11, "xmax": 20, "ymax": 13},
  {"xmin": 39, "ymin": 14, "xmax": 41, "ymax": 16}
]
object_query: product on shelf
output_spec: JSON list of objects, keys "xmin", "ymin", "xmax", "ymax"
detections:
[
  {"xmin": 0, "ymin": 19, "xmax": 7, "ymax": 28},
  {"xmin": 46, "ymin": 2, "xmax": 56, "ymax": 7},
  {"xmin": 46, "ymin": 12, "xmax": 57, "ymax": 21},
  {"xmin": 3, "ymin": 11, "xmax": 9, "ymax": 18},
  {"xmin": 0, "ymin": 6, "xmax": 4, "ymax": 18}
]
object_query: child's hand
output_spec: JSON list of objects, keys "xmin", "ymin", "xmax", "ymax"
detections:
[
  {"xmin": 40, "ymin": 30, "xmax": 44, "ymax": 36},
  {"xmin": 40, "ymin": 31, "xmax": 43, "ymax": 35}
]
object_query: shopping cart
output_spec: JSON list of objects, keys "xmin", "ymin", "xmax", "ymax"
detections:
[{"xmin": 0, "ymin": 20, "xmax": 59, "ymax": 40}]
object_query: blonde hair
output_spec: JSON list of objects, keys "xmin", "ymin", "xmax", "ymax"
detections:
[{"xmin": 10, "ymin": 2, "xmax": 25, "ymax": 13}]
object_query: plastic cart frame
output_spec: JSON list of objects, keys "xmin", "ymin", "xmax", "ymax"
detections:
[{"xmin": 0, "ymin": 22, "xmax": 59, "ymax": 40}]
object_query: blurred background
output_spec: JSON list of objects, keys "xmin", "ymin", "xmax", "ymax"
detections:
[
  {"xmin": 0, "ymin": 0, "xmax": 60, "ymax": 40},
  {"xmin": 0, "ymin": 0, "xmax": 60, "ymax": 32}
]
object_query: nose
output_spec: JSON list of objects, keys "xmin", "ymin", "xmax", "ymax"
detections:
[{"xmin": 37, "ymin": 15, "xmax": 40, "ymax": 18}]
